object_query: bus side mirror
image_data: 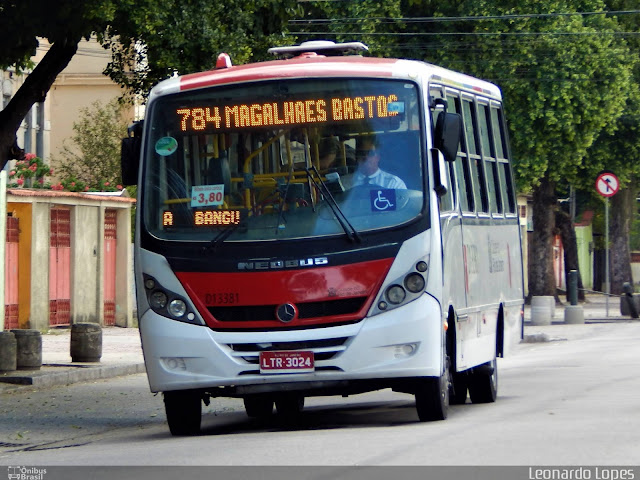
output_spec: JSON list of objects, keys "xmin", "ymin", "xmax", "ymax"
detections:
[
  {"xmin": 434, "ymin": 112, "xmax": 462, "ymax": 163},
  {"xmin": 431, "ymin": 148, "xmax": 448, "ymax": 197},
  {"xmin": 121, "ymin": 121, "xmax": 143, "ymax": 186}
]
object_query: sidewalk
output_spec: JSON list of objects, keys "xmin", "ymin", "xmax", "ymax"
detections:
[
  {"xmin": 0, "ymin": 294, "xmax": 637, "ymax": 393},
  {"xmin": 0, "ymin": 326, "xmax": 145, "ymax": 392}
]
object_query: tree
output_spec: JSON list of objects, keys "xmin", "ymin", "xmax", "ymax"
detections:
[
  {"xmin": 581, "ymin": 96, "xmax": 640, "ymax": 293},
  {"xmin": 577, "ymin": 2, "xmax": 640, "ymax": 294},
  {"xmin": 52, "ymin": 99, "xmax": 129, "ymax": 190},
  {"xmin": 293, "ymin": 0, "xmax": 403, "ymax": 58}
]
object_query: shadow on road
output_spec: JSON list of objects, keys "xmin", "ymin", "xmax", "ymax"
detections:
[{"xmin": 198, "ymin": 398, "xmax": 433, "ymax": 436}]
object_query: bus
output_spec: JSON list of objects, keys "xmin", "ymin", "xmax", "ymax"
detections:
[{"xmin": 121, "ymin": 41, "xmax": 524, "ymax": 436}]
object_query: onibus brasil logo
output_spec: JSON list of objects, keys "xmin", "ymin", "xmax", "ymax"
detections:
[{"xmin": 7, "ymin": 467, "xmax": 47, "ymax": 480}]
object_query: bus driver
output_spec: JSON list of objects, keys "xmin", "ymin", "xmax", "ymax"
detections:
[{"xmin": 351, "ymin": 136, "xmax": 407, "ymax": 189}]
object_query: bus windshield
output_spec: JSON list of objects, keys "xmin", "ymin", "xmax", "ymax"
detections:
[{"xmin": 142, "ymin": 78, "xmax": 425, "ymax": 242}]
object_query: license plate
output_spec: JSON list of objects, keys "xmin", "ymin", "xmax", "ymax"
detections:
[{"xmin": 259, "ymin": 351, "xmax": 314, "ymax": 374}]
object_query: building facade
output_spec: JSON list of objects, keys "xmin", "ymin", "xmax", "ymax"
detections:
[
  {"xmin": 2, "ymin": 37, "xmax": 136, "ymax": 330},
  {"xmin": 4, "ymin": 189, "xmax": 135, "ymax": 331}
]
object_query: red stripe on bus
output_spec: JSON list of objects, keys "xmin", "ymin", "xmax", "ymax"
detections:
[{"xmin": 175, "ymin": 258, "xmax": 393, "ymax": 329}]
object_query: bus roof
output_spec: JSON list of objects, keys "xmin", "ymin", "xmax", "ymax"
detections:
[{"xmin": 149, "ymin": 53, "xmax": 501, "ymax": 101}]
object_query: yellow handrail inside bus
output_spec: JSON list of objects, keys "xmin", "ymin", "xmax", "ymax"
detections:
[{"xmin": 242, "ymin": 131, "xmax": 287, "ymax": 208}]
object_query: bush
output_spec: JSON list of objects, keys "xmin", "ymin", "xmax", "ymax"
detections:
[{"xmin": 8, "ymin": 153, "xmax": 53, "ymax": 188}]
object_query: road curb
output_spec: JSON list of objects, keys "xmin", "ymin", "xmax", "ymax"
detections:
[{"xmin": 0, "ymin": 363, "xmax": 146, "ymax": 390}]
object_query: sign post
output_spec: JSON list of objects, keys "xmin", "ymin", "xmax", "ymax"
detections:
[{"xmin": 595, "ymin": 171, "xmax": 620, "ymax": 316}]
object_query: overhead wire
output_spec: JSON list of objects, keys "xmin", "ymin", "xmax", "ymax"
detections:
[{"xmin": 289, "ymin": 10, "xmax": 640, "ymax": 24}]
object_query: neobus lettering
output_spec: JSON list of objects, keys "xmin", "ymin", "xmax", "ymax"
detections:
[{"xmin": 237, "ymin": 257, "xmax": 328, "ymax": 270}]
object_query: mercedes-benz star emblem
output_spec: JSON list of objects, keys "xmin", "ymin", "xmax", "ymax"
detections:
[{"xmin": 276, "ymin": 303, "xmax": 297, "ymax": 323}]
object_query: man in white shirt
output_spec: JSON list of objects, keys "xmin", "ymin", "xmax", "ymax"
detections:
[{"xmin": 351, "ymin": 137, "xmax": 407, "ymax": 189}]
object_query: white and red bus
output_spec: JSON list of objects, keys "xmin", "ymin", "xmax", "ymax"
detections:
[{"xmin": 122, "ymin": 41, "xmax": 524, "ymax": 435}]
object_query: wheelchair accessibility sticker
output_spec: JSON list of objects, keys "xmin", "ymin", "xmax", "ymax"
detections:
[{"xmin": 370, "ymin": 189, "xmax": 396, "ymax": 212}]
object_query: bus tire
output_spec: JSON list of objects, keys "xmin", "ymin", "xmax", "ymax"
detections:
[
  {"xmin": 415, "ymin": 374, "xmax": 449, "ymax": 422},
  {"xmin": 468, "ymin": 357, "xmax": 498, "ymax": 404},
  {"xmin": 243, "ymin": 395, "xmax": 274, "ymax": 418},
  {"xmin": 450, "ymin": 373, "xmax": 468, "ymax": 405},
  {"xmin": 275, "ymin": 394, "xmax": 305, "ymax": 416},
  {"xmin": 163, "ymin": 390, "xmax": 202, "ymax": 436}
]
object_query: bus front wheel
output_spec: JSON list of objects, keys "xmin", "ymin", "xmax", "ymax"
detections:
[
  {"xmin": 163, "ymin": 390, "xmax": 202, "ymax": 436},
  {"xmin": 415, "ymin": 373, "xmax": 449, "ymax": 422}
]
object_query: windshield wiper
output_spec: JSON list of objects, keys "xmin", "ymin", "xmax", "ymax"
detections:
[
  {"xmin": 201, "ymin": 223, "xmax": 239, "ymax": 254},
  {"xmin": 306, "ymin": 165, "xmax": 361, "ymax": 243},
  {"xmin": 203, "ymin": 209, "xmax": 247, "ymax": 253}
]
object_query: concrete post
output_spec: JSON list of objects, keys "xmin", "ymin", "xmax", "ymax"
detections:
[
  {"xmin": 11, "ymin": 329, "xmax": 42, "ymax": 370},
  {"xmin": 0, "ymin": 331, "xmax": 17, "ymax": 372},
  {"xmin": 530, "ymin": 296, "xmax": 552, "ymax": 325},
  {"xmin": 70, "ymin": 323, "xmax": 103, "ymax": 362},
  {"xmin": 564, "ymin": 305, "xmax": 585, "ymax": 324}
]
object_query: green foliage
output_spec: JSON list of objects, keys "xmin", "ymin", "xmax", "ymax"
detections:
[
  {"xmin": 52, "ymin": 100, "xmax": 128, "ymax": 190},
  {"xmin": 101, "ymin": 0, "xmax": 302, "ymax": 99},
  {"xmin": 296, "ymin": 0, "xmax": 404, "ymax": 58},
  {"xmin": 59, "ymin": 176, "xmax": 87, "ymax": 193}
]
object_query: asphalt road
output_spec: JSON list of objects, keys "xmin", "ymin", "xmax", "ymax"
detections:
[{"xmin": 1, "ymin": 321, "xmax": 639, "ymax": 467}]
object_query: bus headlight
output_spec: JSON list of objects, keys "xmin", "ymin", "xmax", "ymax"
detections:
[
  {"xmin": 404, "ymin": 273, "xmax": 425, "ymax": 293},
  {"xmin": 386, "ymin": 284, "xmax": 406, "ymax": 304},
  {"xmin": 143, "ymin": 274, "xmax": 202, "ymax": 325},
  {"xmin": 372, "ymin": 257, "xmax": 429, "ymax": 316},
  {"xmin": 168, "ymin": 299, "xmax": 187, "ymax": 318},
  {"xmin": 150, "ymin": 291, "xmax": 168, "ymax": 309}
]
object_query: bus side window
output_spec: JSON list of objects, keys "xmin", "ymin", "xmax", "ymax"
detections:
[
  {"xmin": 446, "ymin": 93, "xmax": 473, "ymax": 213},
  {"xmin": 462, "ymin": 97, "xmax": 488, "ymax": 214},
  {"xmin": 491, "ymin": 105, "xmax": 517, "ymax": 214},
  {"xmin": 478, "ymin": 102, "xmax": 502, "ymax": 214}
]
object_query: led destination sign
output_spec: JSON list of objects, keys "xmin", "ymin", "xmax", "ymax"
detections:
[
  {"xmin": 162, "ymin": 209, "xmax": 244, "ymax": 227},
  {"xmin": 177, "ymin": 94, "xmax": 401, "ymax": 132}
]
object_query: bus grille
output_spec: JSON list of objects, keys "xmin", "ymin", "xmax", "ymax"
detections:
[{"xmin": 207, "ymin": 297, "xmax": 367, "ymax": 322}]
